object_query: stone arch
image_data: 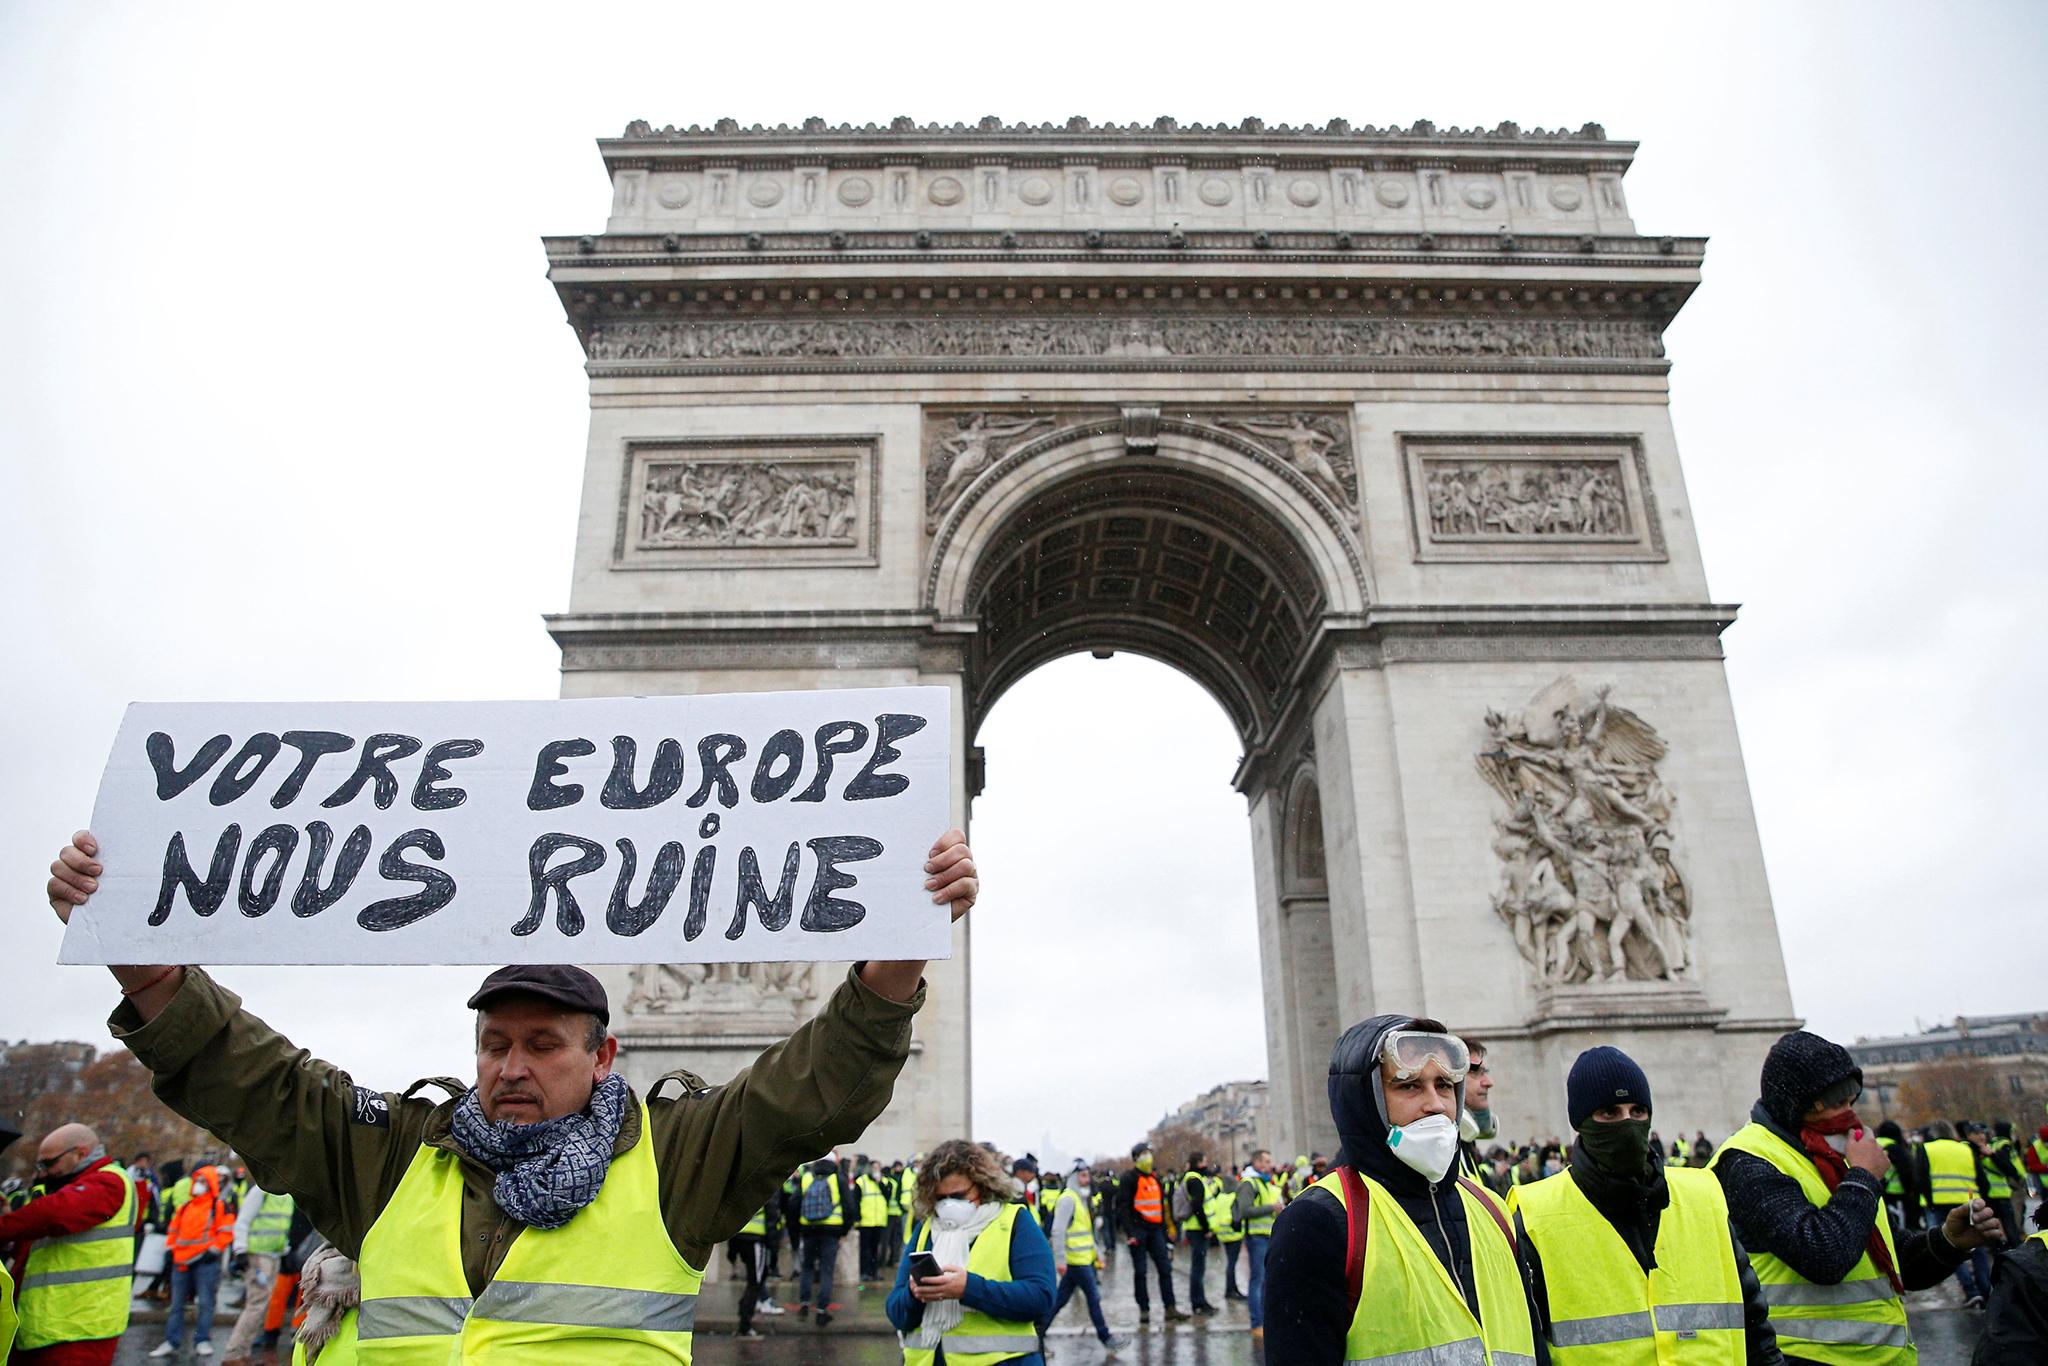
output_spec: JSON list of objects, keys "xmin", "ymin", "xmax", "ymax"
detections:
[
  {"xmin": 928, "ymin": 422, "xmax": 1368, "ymax": 749},
  {"xmin": 1283, "ymin": 764, "xmax": 1329, "ymax": 896}
]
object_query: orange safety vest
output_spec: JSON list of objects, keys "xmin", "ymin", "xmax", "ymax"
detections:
[
  {"xmin": 1133, "ymin": 1174, "xmax": 1163, "ymax": 1224},
  {"xmin": 166, "ymin": 1170, "xmax": 234, "ymax": 1268}
]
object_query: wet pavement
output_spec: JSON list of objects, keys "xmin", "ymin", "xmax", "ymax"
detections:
[{"xmin": 107, "ymin": 1245, "xmax": 1991, "ymax": 1364}]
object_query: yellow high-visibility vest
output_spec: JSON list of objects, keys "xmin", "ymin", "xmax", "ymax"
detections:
[
  {"xmin": 800, "ymin": 1170, "xmax": 846, "ymax": 1229},
  {"xmin": 357, "ymin": 1099, "xmax": 700, "ymax": 1363},
  {"xmin": 1512, "ymin": 1166, "xmax": 1743, "ymax": 1364},
  {"xmin": 1710, "ymin": 1123, "xmax": 1913, "ymax": 1365},
  {"xmin": 0, "ymin": 1260, "xmax": 18, "ymax": 1363},
  {"xmin": 1984, "ymin": 1140, "xmax": 2014, "ymax": 1199},
  {"xmin": 740, "ymin": 1206, "xmax": 768, "ymax": 1238},
  {"xmin": 1878, "ymin": 1141, "xmax": 1905, "ymax": 1198},
  {"xmin": 1240, "ymin": 1174, "xmax": 1281, "ymax": 1236},
  {"xmin": 1308, "ymin": 1169, "xmax": 1535, "ymax": 1366},
  {"xmin": 857, "ymin": 1175, "xmax": 891, "ymax": 1228},
  {"xmin": 1204, "ymin": 1175, "xmax": 1242, "ymax": 1243},
  {"xmin": 250, "ymin": 1191, "xmax": 297, "ymax": 1255},
  {"xmin": 293, "ymin": 1306, "xmax": 360, "ymax": 1365},
  {"xmin": 1923, "ymin": 1139, "xmax": 1977, "ymax": 1208},
  {"xmin": 903, "ymin": 1204, "xmax": 1036, "ymax": 1366},
  {"xmin": 16, "ymin": 1164, "xmax": 136, "ymax": 1351},
  {"xmin": 1055, "ymin": 1188, "xmax": 1096, "ymax": 1267}
]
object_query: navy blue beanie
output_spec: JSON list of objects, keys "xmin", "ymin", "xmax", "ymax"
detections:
[{"xmin": 1567, "ymin": 1046, "xmax": 1653, "ymax": 1130}]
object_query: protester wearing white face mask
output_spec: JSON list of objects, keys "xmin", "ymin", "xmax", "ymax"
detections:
[
  {"xmin": 887, "ymin": 1139, "xmax": 1055, "ymax": 1366},
  {"xmin": 1264, "ymin": 1015, "xmax": 1544, "ymax": 1366}
]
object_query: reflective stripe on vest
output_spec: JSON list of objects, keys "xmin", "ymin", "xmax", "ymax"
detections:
[
  {"xmin": 1985, "ymin": 1140, "xmax": 2014, "ymax": 1198},
  {"xmin": 1311, "ymin": 1170, "xmax": 1536, "ymax": 1366},
  {"xmin": 357, "ymin": 1098, "xmax": 700, "ymax": 1362},
  {"xmin": 1057, "ymin": 1189, "xmax": 1096, "ymax": 1266},
  {"xmin": 250, "ymin": 1192, "xmax": 296, "ymax": 1254},
  {"xmin": 1923, "ymin": 1140, "xmax": 1977, "ymax": 1206},
  {"xmin": 17, "ymin": 1164, "xmax": 135, "ymax": 1352},
  {"xmin": 1243, "ymin": 1175, "xmax": 1280, "ymax": 1235},
  {"xmin": 904, "ymin": 1204, "xmax": 1035, "ymax": 1366},
  {"xmin": 740, "ymin": 1207, "xmax": 768, "ymax": 1237},
  {"xmin": 1708, "ymin": 1123, "xmax": 1912, "ymax": 1366},
  {"xmin": 1205, "ymin": 1175, "xmax": 1242, "ymax": 1242},
  {"xmin": 1510, "ymin": 1166, "xmax": 1743, "ymax": 1365},
  {"xmin": 857, "ymin": 1176, "xmax": 890, "ymax": 1227},
  {"xmin": 1132, "ymin": 1174, "xmax": 1162, "ymax": 1223}
]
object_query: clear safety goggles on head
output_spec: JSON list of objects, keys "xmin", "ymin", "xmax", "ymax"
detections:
[{"xmin": 1379, "ymin": 1030, "xmax": 1471, "ymax": 1082}]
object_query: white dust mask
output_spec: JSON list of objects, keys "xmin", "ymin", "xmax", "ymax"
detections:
[
  {"xmin": 934, "ymin": 1197, "xmax": 977, "ymax": 1227},
  {"xmin": 1386, "ymin": 1112, "xmax": 1461, "ymax": 1182}
]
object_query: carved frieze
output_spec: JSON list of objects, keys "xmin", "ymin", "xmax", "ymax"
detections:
[
  {"xmin": 586, "ymin": 316, "xmax": 1666, "ymax": 367},
  {"xmin": 623, "ymin": 960, "xmax": 819, "ymax": 1029},
  {"xmin": 1402, "ymin": 436, "xmax": 1664, "ymax": 562},
  {"xmin": 1475, "ymin": 678, "xmax": 1694, "ymax": 988},
  {"xmin": 615, "ymin": 437, "xmax": 877, "ymax": 569}
]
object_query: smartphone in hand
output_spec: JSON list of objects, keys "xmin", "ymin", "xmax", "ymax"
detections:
[{"xmin": 907, "ymin": 1250, "xmax": 943, "ymax": 1281}]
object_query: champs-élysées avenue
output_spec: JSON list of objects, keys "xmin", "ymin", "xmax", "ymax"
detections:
[{"xmin": 1, "ymin": 5, "xmax": 2041, "ymax": 1364}]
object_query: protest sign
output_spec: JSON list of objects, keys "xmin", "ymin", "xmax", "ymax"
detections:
[{"xmin": 60, "ymin": 687, "xmax": 953, "ymax": 966}]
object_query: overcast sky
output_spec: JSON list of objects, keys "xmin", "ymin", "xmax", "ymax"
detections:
[{"xmin": 2, "ymin": 3, "xmax": 2042, "ymax": 1159}]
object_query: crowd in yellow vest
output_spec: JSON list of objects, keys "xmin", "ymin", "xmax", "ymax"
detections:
[{"xmin": 24, "ymin": 823, "xmax": 2048, "ymax": 1366}]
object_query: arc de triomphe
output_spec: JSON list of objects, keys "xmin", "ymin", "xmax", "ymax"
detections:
[{"xmin": 545, "ymin": 117, "xmax": 1800, "ymax": 1158}]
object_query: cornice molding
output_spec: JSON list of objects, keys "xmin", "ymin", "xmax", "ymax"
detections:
[{"xmin": 612, "ymin": 115, "xmax": 1625, "ymax": 149}]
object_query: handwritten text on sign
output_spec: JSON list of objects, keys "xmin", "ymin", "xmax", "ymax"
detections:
[{"xmin": 60, "ymin": 688, "xmax": 953, "ymax": 965}]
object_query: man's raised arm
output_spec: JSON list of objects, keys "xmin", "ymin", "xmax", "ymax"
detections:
[{"xmin": 48, "ymin": 829, "xmax": 422, "ymax": 1259}]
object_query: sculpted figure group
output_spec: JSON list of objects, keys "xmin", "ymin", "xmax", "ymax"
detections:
[
  {"xmin": 1426, "ymin": 459, "xmax": 1629, "ymax": 539},
  {"xmin": 640, "ymin": 460, "xmax": 860, "ymax": 547},
  {"xmin": 1476, "ymin": 677, "xmax": 1693, "ymax": 985}
]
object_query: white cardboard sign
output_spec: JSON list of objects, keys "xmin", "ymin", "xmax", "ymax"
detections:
[{"xmin": 61, "ymin": 687, "xmax": 953, "ymax": 966}]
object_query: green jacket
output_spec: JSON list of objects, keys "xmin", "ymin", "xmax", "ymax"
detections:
[{"xmin": 111, "ymin": 965, "xmax": 920, "ymax": 1292}]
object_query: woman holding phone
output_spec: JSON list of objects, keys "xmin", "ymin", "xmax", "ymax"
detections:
[{"xmin": 888, "ymin": 1139, "xmax": 1056, "ymax": 1366}]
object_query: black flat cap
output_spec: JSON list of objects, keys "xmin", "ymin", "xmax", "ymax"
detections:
[{"xmin": 467, "ymin": 964, "xmax": 610, "ymax": 1026}]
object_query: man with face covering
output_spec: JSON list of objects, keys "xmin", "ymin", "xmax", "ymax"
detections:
[
  {"xmin": 1264, "ymin": 1015, "xmax": 1542, "ymax": 1366},
  {"xmin": 1708, "ymin": 1029, "xmax": 2004, "ymax": 1365},
  {"xmin": 1510, "ymin": 1046, "xmax": 1781, "ymax": 1364}
]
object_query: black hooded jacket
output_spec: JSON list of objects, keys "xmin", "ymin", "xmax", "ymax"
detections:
[
  {"xmin": 1714, "ymin": 1101, "xmax": 1968, "ymax": 1292},
  {"xmin": 1265, "ymin": 1015, "xmax": 1546, "ymax": 1366}
]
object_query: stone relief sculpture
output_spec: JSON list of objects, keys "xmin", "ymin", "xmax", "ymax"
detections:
[
  {"xmin": 624, "ymin": 961, "xmax": 820, "ymax": 1022},
  {"xmin": 1475, "ymin": 677, "xmax": 1692, "ymax": 986},
  {"xmin": 639, "ymin": 459, "xmax": 859, "ymax": 548},
  {"xmin": 924, "ymin": 414, "xmax": 1050, "ymax": 529},
  {"xmin": 587, "ymin": 316, "xmax": 1666, "ymax": 366},
  {"xmin": 1219, "ymin": 414, "xmax": 1358, "ymax": 509},
  {"xmin": 1425, "ymin": 458, "xmax": 1630, "ymax": 539}
]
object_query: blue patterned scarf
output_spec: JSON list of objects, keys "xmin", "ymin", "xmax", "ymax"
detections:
[{"xmin": 449, "ymin": 1072, "xmax": 629, "ymax": 1229}]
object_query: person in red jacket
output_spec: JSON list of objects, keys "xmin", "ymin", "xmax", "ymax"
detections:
[
  {"xmin": 0, "ymin": 1123, "xmax": 136, "ymax": 1366},
  {"xmin": 157, "ymin": 1163, "xmax": 235, "ymax": 1357}
]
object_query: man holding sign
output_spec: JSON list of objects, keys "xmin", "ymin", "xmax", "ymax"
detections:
[{"xmin": 42, "ymin": 687, "xmax": 976, "ymax": 1363}]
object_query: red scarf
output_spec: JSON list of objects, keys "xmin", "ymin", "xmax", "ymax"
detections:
[{"xmin": 1799, "ymin": 1119, "xmax": 1902, "ymax": 1294}]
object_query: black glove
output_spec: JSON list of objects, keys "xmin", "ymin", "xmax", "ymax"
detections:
[{"xmin": 233, "ymin": 1252, "xmax": 249, "ymax": 1276}]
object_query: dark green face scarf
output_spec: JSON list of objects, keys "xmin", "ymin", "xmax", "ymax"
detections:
[{"xmin": 1578, "ymin": 1118, "xmax": 1656, "ymax": 1178}]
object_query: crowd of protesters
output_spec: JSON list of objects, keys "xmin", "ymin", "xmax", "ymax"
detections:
[{"xmin": 11, "ymin": 826, "xmax": 2047, "ymax": 1365}]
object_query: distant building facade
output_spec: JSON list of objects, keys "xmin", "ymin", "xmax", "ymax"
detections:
[
  {"xmin": 1150, "ymin": 1080, "xmax": 1270, "ymax": 1166},
  {"xmin": 1851, "ymin": 1012, "xmax": 2048, "ymax": 1121}
]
